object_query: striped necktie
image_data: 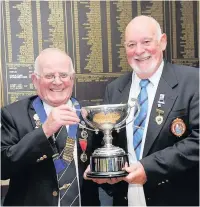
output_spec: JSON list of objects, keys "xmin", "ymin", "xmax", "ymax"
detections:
[
  {"xmin": 55, "ymin": 128, "xmax": 80, "ymax": 206},
  {"xmin": 133, "ymin": 79, "xmax": 149, "ymax": 160},
  {"xmin": 58, "ymin": 159, "xmax": 80, "ymax": 206}
]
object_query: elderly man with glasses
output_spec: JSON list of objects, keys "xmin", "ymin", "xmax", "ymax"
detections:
[{"xmin": 1, "ymin": 48, "xmax": 100, "ymax": 206}]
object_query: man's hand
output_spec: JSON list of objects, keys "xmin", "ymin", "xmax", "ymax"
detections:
[
  {"xmin": 84, "ymin": 165, "xmax": 123, "ymax": 184},
  {"xmin": 42, "ymin": 105, "xmax": 80, "ymax": 138},
  {"xmin": 122, "ymin": 162, "xmax": 147, "ymax": 185}
]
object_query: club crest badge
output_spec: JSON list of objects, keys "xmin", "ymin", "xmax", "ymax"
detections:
[{"xmin": 171, "ymin": 118, "xmax": 186, "ymax": 137}]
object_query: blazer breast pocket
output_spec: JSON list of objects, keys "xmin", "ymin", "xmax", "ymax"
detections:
[{"xmin": 167, "ymin": 108, "xmax": 187, "ymax": 119}]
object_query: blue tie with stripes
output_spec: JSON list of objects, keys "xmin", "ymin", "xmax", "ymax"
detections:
[
  {"xmin": 59, "ymin": 159, "xmax": 80, "ymax": 206},
  {"xmin": 133, "ymin": 79, "xmax": 149, "ymax": 160}
]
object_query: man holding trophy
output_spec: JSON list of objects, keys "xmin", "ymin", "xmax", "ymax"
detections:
[
  {"xmin": 84, "ymin": 15, "xmax": 199, "ymax": 206},
  {"xmin": 1, "ymin": 48, "xmax": 100, "ymax": 206}
]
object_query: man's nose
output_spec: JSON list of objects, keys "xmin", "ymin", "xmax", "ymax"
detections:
[
  {"xmin": 135, "ymin": 43, "xmax": 145, "ymax": 55},
  {"xmin": 52, "ymin": 76, "xmax": 62, "ymax": 84}
]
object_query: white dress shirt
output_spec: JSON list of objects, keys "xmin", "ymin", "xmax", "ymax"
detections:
[
  {"xmin": 43, "ymin": 100, "xmax": 81, "ymax": 206},
  {"xmin": 126, "ymin": 61, "xmax": 164, "ymax": 206}
]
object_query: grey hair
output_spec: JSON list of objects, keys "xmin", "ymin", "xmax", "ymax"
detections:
[{"xmin": 34, "ymin": 48, "xmax": 75, "ymax": 75}]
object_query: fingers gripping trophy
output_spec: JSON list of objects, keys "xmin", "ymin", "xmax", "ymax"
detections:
[{"xmin": 79, "ymin": 99, "xmax": 140, "ymax": 178}]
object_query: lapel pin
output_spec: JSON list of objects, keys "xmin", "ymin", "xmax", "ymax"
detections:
[
  {"xmin": 33, "ymin": 114, "xmax": 41, "ymax": 128},
  {"xmin": 155, "ymin": 109, "xmax": 164, "ymax": 125},
  {"xmin": 157, "ymin": 94, "xmax": 165, "ymax": 108}
]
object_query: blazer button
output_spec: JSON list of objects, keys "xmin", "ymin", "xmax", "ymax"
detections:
[
  {"xmin": 52, "ymin": 191, "xmax": 58, "ymax": 197},
  {"xmin": 124, "ymin": 196, "xmax": 127, "ymax": 200},
  {"xmin": 43, "ymin": 155, "xmax": 47, "ymax": 159},
  {"xmin": 36, "ymin": 159, "xmax": 40, "ymax": 163}
]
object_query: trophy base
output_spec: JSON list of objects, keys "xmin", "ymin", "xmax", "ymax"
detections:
[{"xmin": 87, "ymin": 170, "xmax": 128, "ymax": 178}]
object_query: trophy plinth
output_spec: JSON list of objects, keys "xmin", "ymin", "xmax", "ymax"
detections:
[
  {"xmin": 80, "ymin": 100, "xmax": 139, "ymax": 178},
  {"xmin": 87, "ymin": 145, "xmax": 129, "ymax": 178}
]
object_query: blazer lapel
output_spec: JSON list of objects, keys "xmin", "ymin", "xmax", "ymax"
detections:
[
  {"xmin": 28, "ymin": 96, "xmax": 40, "ymax": 129},
  {"xmin": 142, "ymin": 63, "xmax": 178, "ymax": 157},
  {"xmin": 113, "ymin": 72, "xmax": 132, "ymax": 152},
  {"xmin": 117, "ymin": 72, "xmax": 132, "ymax": 104}
]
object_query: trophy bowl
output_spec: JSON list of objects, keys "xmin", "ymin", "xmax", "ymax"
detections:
[{"xmin": 80, "ymin": 100, "xmax": 139, "ymax": 178}]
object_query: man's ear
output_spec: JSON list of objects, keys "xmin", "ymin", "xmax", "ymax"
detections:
[
  {"xmin": 160, "ymin": 33, "xmax": 167, "ymax": 51},
  {"xmin": 31, "ymin": 73, "xmax": 37, "ymax": 89}
]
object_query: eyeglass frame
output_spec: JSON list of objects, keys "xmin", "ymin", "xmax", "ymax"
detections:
[{"xmin": 35, "ymin": 72, "xmax": 74, "ymax": 82}]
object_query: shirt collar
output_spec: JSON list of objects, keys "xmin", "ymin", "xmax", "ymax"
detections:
[{"xmin": 149, "ymin": 60, "xmax": 164, "ymax": 86}]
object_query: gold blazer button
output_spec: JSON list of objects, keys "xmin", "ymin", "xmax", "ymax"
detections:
[
  {"xmin": 43, "ymin": 155, "xmax": 47, "ymax": 159},
  {"xmin": 52, "ymin": 191, "xmax": 58, "ymax": 197}
]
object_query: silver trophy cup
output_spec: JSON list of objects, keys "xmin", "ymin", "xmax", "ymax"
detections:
[{"xmin": 80, "ymin": 99, "xmax": 139, "ymax": 178}]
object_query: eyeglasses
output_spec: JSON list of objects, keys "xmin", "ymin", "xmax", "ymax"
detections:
[{"xmin": 35, "ymin": 72, "xmax": 73, "ymax": 82}]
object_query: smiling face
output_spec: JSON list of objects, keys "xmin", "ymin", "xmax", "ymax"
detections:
[
  {"xmin": 125, "ymin": 16, "xmax": 167, "ymax": 79},
  {"xmin": 32, "ymin": 49, "xmax": 75, "ymax": 107}
]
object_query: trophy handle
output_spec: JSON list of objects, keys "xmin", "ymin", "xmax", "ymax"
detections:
[
  {"xmin": 75, "ymin": 108, "xmax": 99, "ymax": 133},
  {"xmin": 114, "ymin": 98, "xmax": 140, "ymax": 132},
  {"xmin": 114, "ymin": 107, "xmax": 131, "ymax": 129},
  {"xmin": 79, "ymin": 122, "xmax": 99, "ymax": 134}
]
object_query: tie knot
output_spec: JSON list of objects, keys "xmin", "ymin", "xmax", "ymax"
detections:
[{"xmin": 139, "ymin": 79, "xmax": 149, "ymax": 88}]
